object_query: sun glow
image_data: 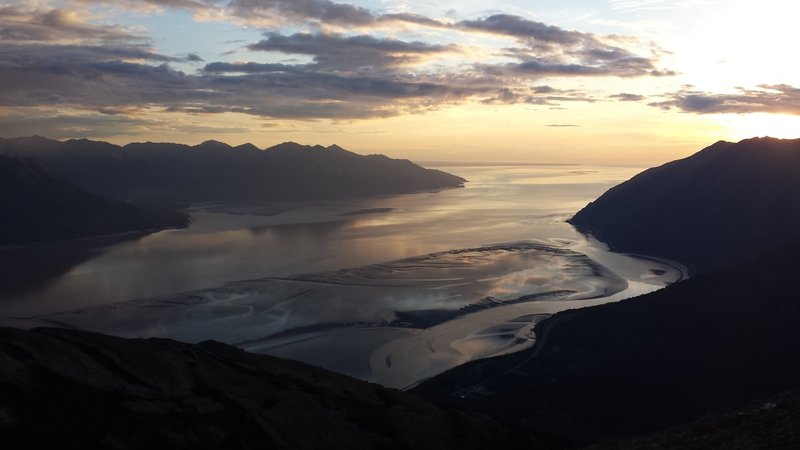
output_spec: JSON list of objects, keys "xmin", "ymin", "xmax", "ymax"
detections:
[{"xmin": 717, "ymin": 113, "xmax": 800, "ymax": 141}]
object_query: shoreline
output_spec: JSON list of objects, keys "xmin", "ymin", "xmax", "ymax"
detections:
[
  {"xmin": 368, "ymin": 239, "xmax": 685, "ymax": 389},
  {"xmin": 2, "ymin": 237, "xmax": 684, "ymax": 389}
]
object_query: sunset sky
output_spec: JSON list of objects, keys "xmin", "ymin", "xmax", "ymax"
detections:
[{"xmin": 1, "ymin": 0, "xmax": 798, "ymax": 164}]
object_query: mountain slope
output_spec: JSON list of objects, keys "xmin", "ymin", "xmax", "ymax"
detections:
[
  {"xmin": 0, "ymin": 327, "xmax": 539, "ymax": 449},
  {"xmin": 568, "ymin": 137, "xmax": 800, "ymax": 273},
  {"xmin": 414, "ymin": 242, "xmax": 800, "ymax": 447},
  {"xmin": 592, "ymin": 387, "xmax": 800, "ymax": 450},
  {"xmin": 0, "ymin": 137, "xmax": 466, "ymax": 204},
  {"xmin": 0, "ymin": 156, "xmax": 187, "ymax": 245}
]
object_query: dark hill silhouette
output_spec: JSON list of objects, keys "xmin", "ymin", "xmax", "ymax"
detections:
[
  {"xmin": 0, "ymin": 137, "xmax": 465, "ymax": 204},
  {"xmin": 415, "ymin": 137, "xmax": 800, "ymax": 446},
  {"xmin": 0, "ymin": 327, "xmax": 539, "ymax": 449},
  {"xmin": 595, "ymin": 387, "xmax": 800, "ymax": 449},
  {"xmin": 568, "ymin": 137, "xmax": 800, "ymax": 273},
  {"xmin": 0, "ymin": 156, "xmax": 187, "ymax": 245},
  {"xmin": 415, "ymin": 241, "xmax": 800, "ymax": 447}
]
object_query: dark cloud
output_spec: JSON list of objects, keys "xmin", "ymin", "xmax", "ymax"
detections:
[
  {"xmin": 380, "ymin": 12, "xmax": 443, "ymax": 27},
  {"xmin": 649, "ymin": 69, "xmax": 679, "ymax": 77},
  {"xmin": 0, "ymin": 6, "xmax": 143, "ymax": 43},
  {"xmin": 0, "ymin": 111, "xmax": 153, "ymax": 138},
  {"xmin": 651, "ymin": 85, "xmax": 800, "ymax": 115},
  {"xmin": 79, "ymin": 0, "xmax": 447, "ymax": 28},
  {"xmin": 247, "ymin": 32, "xmax": 457, "ymax": 70},
  {"xmin": 0, "ymin": 0, "xmax": 674, "ymax": 132},
  {"xmin": 73, "ymin": 0, "xmax": 217, "ymax": 10},
  {"xmin": 610, "ymin": 93, "xmax": 645, "ymax": 102},
  {"xmin": 509, "ymin": 60, "xmax": 608, "ymax": 76},
  {"xmin": 456, "ymin": 14, "xmax": 667, "ymax": 79},
  {"xmin": 224, "ymin": 0, "xmax": 461, "ymax": 29},
  {"xmin": 0, "ymin": 40, "xmax": 204, "ymax": 111},
  {"xmin": 482, "ymin": 51, "xmax": 659, "ymax": 78},
  {"xmin": 458, "ymin": 14, "xmax": 583, "ymax": 45},
  {"xmin": 201, "ymin": 61, "xmax": 470, "ymax": 100},
  {"xmin": 481, "ymin": 87, "xmax": 595, "ymax": 105},
  {"xmin": 0, "ymin": 43, "xmax": 179, "ymax": 67},
  {"xmin": 0, "ymin": 38, "xmax": 483, "ymax": 121},
  {"xmin": 228, "ymin": 0, "xmax": 376, "ymax": 26},
  {"xmin": 202, "ymin": 61, "xmax": 303, "ymax": 74}
]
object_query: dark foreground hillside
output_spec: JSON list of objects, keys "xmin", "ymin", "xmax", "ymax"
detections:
[
  {"xmin": 0, "ymin": 156, "xmax": 187, "ymax": 245},
  {"xmin": 414, "ymin": 235, "xmax": 800, "ymax": 447},
  {"xmin": 589, "ymin": 387, "xmax": 800, "ymax": 450},
  {"xmin": 0, "ymin": 327, "xmax": 538, "ymax": 450},
  {"xmin": 569, "ymin": 137, "xmax": 800, "ymax": 273},
  {"xmin": 0, "ymin": 137, "xmax": 465, "ymax": 204}
]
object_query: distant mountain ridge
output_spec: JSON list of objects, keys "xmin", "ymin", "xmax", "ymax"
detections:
[
  {"xmin": 568, "ymin": 137, "xmax": 800, "ymax": 273},
  {"xmin": 0, "ymin": 137, "xmax": 466, "ymax": 204},
  {"xmin": 0, "ymin": 155, "xmax": 187, "ymax": 245}
]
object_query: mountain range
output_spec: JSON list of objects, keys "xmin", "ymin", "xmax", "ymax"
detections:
[
  {"xmin": 3, "ymin": 137, "xmax": 800, "ymax": 448},
  {"xmin": 0, "ymin": 136, "xmax": 464, "ymax": 245},
  {"xmin": 0, "ymin": 137, "xmax": 465, "ymax": 205}
]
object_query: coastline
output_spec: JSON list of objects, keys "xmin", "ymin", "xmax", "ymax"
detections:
[{"xmin": 2, "ymin": 237, "xmax": 684, "ymax": 388}]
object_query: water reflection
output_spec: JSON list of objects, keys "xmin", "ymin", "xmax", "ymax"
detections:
[
  {"xmin": 14, "ymin": 240, "xmax": 683, "ymax": 387},
  {"xmin": 0, "ymin": 164, "xmax": 644, "ymax": 318},
  {"xmin": 18, "ymin": 242, "xmax": 629, "ymax": 342},
  {"xmin": 0, "ymin": 234, "xmax": 146, "ymax": 297}
]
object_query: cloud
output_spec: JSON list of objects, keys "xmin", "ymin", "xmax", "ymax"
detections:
[
  {"xmin": 226, "ymin": 0, "xmax": 375, "ymax": 27},
  {"xmin": 71, "ymin": 0, "xmax": 217, "ymax": 12},
  {"xmin": 610, "ymin": 93, "xmax": 645, "ymax": 101},
  {"xmin": 0, "ymin": 109, "xmax": 154, "ymax": 138},
  {"xmin": 457, "ymin": 14, "xmax": 668, "ymax": 78},
  {"xmin": 0, "ymin": 0, "xmax": 675, "ymax": 135},
  {"xmin": 458, "ymin": 14, "xmax": 583, "ymax": 44},
  {"xmin": 546, "ymin": 124, "xmax": 581, "ymax": 127},
  {"xmin": 482, "ymin": 54, "xmax": 660, "ymax": 78},
  {"xmin": 481, "ymin": 87, "xmax": 595, "ymax": 105},
  {"xmin": 0, "ymin": 6, "xmax": 144, "ymax": 43},
  {"xmin": 247, "ymin": 32, "xmax": 458, "ymax": 70},
  {"xmin": 651, "ymin": 85, "xmax": 800, "ymax": 115}
]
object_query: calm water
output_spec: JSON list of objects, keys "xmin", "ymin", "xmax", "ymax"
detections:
[
  {"xmin": 0, "ymin": 164, "xmax": 688, "ymax": 387},
  {"xmin": 0, "ymin": 164, "xmax": 643, "ymax": 318}
]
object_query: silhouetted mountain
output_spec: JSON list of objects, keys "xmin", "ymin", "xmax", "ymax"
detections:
[
  {"xmin": 569, "ymin": 137, "xmax": 800, "ymax": 273},
  {"xmin": 416, "ymin": 138, "xmax": 800, "ymax": 446},
  {"xmin": 0, "ymin": 156, "xmax": 187, "ymax": 245},
  {"xmin": 0, "ymin": 137, "xmax": 465, "ymax": 204},
  {"xmin": 414, "ymin": 242, "xmax": 800, "ymax": 446},
  {"xmin": 0, "ymin": 327, "xmax": 540, "ymax": 450}
]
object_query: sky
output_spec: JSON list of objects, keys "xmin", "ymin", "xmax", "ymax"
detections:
[{"xmin": 1, "ymin": 0, "xmax": 798, "ymax": 164}]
